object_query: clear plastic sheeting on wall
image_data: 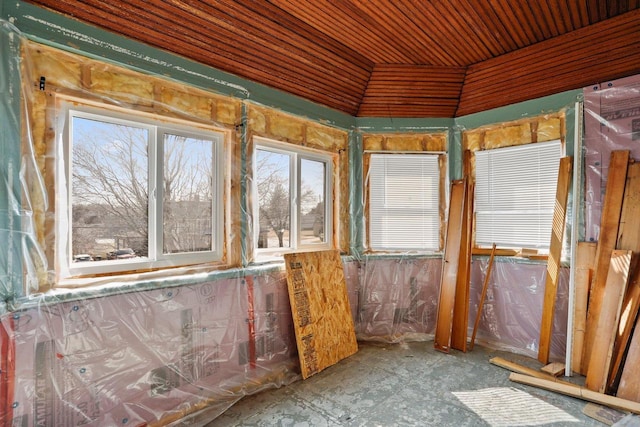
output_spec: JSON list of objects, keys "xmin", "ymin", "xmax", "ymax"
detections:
[
  {"xmin": 2, "ymin": 270, "xmax": 298, "ymax": 426},
  {"xmin": 347, "ymin": 254, "xmax": 568, "ymax": 361},
  {"xmin": 583, "ymin": 75, "xmax": 640, "ymax": 242}
]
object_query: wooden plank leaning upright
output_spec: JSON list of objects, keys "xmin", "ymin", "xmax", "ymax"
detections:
[
  {"xmin": 581, "ymin": 150, "xmax": 630, "ymax": 371},
  {"xmin": 435, "ymin": 179, "xmax": 466, "ymax": 353},
  {"xmin": 538, "ymin": 156, "xmax": 573, "ymax": 364}
]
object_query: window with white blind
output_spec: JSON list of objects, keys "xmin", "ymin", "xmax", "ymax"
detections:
[
  {"xmin": 368, "ymin": 154, "xmax": 440, "ymax": 251},
  {"xmin": 474, "ymin": 140, "xmax": 562, "ymax": 250}
]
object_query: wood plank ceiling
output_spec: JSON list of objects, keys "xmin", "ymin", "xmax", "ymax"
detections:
[{"xmin": 26, "ymin": 0, "xmax": 640, "ymax": 118}]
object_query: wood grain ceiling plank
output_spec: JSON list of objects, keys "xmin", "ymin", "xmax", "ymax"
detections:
[
  {"xmin": 488, "ymin": 0, "xmax": 530, "ymax": 47},
  {"xmin": 269, "ymin": 0, "xmax": 411, "ymax": 63},
  {"xmin": 212, "ymin": 0, "xmax": 372, "ymax": 77},
  {"xmin": 504, "ymin": 0, "xmax": 546, "ymax": 44},
  {"xmin": 530, "ymin": 0, "xmax": 558, "ymax": 37},
  {"xmin": 425, "ymin": 1, "xmax": 496, "ymax": 64},
  {"xmin": 468, "ymin": 0, "xmax": 520, "ymax": 51},
  {"xmin": 347, "ymin": 0, "xmax": 446, "ymax": 65},
  {"xmin": 166, "ymin": 0, "xmax": 370, "ymax": 91},
  {"xmin": 564, "ymin": 0, "xmax": 590, "ymax": 29},
  {"xmin": 549, "ymin": 0, "xmax": 575, "ymax": 33},
  {"xmin": 402, "ymin": 0, "xmax": 482, "ymax": 66},
  {"xmin": 87, "ymin": 0, "xmax": 365, "ymax": 110},
  {"xmin": 71, "ymin": 0, "xmax": 363, "ymax": 111},
  {"xmin": 455, "ymin": 0, "xmax": 509, "ymax": 56}
]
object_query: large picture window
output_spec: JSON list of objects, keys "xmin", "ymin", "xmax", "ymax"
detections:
[
  {"xmin": 368, "ymin": 153, "xmax": 441, "ymax": 251},
  {"xmin": 474, "ymin": 140, "xmax": 563, "ymax": 250},
  {"xmin": 63, "ymin": 106, "xmax": 224, "ymax": 277},
  {"xmin": 254, "ymin": 138, "xmax": 332, "ymax": 260}
]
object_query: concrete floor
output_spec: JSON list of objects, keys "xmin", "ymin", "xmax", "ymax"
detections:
[{"xmin": 207, "ymin": 341, "xmax": 621, "ymax": 426}]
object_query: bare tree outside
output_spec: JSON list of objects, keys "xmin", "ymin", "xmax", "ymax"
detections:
[
  {"xmin": 70, "ymin": 115, "xmax": 217, "ymax": 262},
  {"xmin": 255, "ymin": 148, "xmax": 326, "ymax": 249}
]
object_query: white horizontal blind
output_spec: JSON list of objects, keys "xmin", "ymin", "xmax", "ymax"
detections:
[
  {"xmin": 475, "ymin": 140, "xmax": 562, "ymax": 250},
  {"xmin": 369, "ymin": 154, "xmax": 440, "ymax": 251}
]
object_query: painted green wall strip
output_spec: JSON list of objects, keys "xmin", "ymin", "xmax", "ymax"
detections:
[
  {"xmin": 454, "ymin": 90, "xmax": 583, "ymax": 130},
  {"xmin": 349, "ymin": 130, "xmax": 364, "ymax": 256},
  {"xmin": 0, "ymin": 19, "xmax": 24, "ymax": 301},
  {"xmin": 355, "ymin": 117, "xmax": 454, "ymax": 132},
  {"xmin": 4, "ymin": 1, "xmax": 356, "ymax": 130}
]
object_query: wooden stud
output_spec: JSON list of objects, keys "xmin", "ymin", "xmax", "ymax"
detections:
[
  {"xmin": 572, "ymin": 241, "xmax": 598, "ymax": 375},
  {"xmin": 284, "ymin": 250, "xmax": 358, "ymax": 379},
  {"xmin": 470, "ymin": 243, "xmax": 496, "ymax": 351},
  {"xmin": 471, "ymin": 247, "xmax": 518, "ymax": 256},
  {"xmin": 538, "ymin": 156, "xmax": 573, "ymax": 364},
  {"xmin": 582, "ymin": 151, "xmax": 630, "ymax": 371},
  {"xmin": 490, "ymin": 357, "xmax": 574, "ymax": 385},
  {"xmin": 509, "ymin": 372, "xmax": 640, "ymax": 414},
  {"xmin": 435, "ymin": 180, "xmax": 466, "ymax": 353},
  {"xmin": 585, "ymin": 250, "xmax": 632, "ymax": 392}
]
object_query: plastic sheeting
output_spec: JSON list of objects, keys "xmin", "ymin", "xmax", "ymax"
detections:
[{"xmin": 583, "ymin": 74, "xmax": 640, "ymax": 241}]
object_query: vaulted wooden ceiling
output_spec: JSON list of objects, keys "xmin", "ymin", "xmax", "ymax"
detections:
[{"xmin": 27, "ymin": 1, "xmax": 640, "ymax": 117}]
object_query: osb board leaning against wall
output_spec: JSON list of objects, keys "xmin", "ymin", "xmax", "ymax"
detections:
[{"xmin": 284, "ymin": 250, "xmax": 358, "ymax": 379}]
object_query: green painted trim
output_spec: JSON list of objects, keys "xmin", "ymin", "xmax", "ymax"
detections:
[
  {"xmin": 5, "ymin": 1, "xmax": 355, "ymax": 130},
  {"xmin": 349, "ymin": 130, "xmax": 364, "ymax": 255},
  {"xmin": 454, "ymin": 90, "xmax": 583, "ymax": 130},
  {"xmin": 355, "ymin": 117, "xmax": 453, "ymax": 132},
  {"xmin": 0, "ymin": 19, "xmax": 24, "ymax": 301}
]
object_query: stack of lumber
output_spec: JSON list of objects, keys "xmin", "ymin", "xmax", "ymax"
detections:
[{"xmin": 571, "ymin": 150, "xmax": 640, "ymax": 402}]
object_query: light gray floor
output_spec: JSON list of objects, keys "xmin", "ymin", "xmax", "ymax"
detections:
[{"xmin": 208, "ymin": 341, "xmax": 614, "ymax": 426}]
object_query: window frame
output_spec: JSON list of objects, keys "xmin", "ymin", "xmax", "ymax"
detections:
[
  {"xmin": 365, "ymin": 151, "xmax": 445, "ymax": 253},
  {"xmin": 59, "ymin": 102, "xmax": 225, "ymax": 279},
  {"xmin": 253, "ymin": 137, "xmax": 334, "ymax": 261},
  {"xmin": 473, "ymin": 139, "xmax": 564, "ymax": 252}
]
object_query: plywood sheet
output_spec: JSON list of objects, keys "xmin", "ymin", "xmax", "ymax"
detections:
[
  {"xmin": 572, "ymin": 241, "xmax": 598, "ymax": 375},
  {"xmin": 284, "ymin": 250, "xmax": 358, "ymax": 379},
  {"xmin": 538, "ymin": 156, "xmax": 573, "ymax": 364},
  {"xmin": 435, "ymin": 180, "xmax": 466, "ymax": 353},
  {"xmin": 583, "ymin": 151, "xmax": 630, "ymax": 370},
  {"xmin": 585, "ymin": 250, "xmax": 632, "ymax": 393}
]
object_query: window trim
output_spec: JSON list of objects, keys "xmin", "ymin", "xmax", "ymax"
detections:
[
  {"xmin": 253, "ymin": 137, "xmax": 333, "ymax": 261},
  {"xmin": 59, "ymin": 102, "xmax": 226, "ymax": 279}
]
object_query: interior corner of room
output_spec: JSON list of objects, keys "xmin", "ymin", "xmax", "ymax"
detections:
[{"xmin": 1, "ymin": 1, "xmax": 640, "ymax": 425}]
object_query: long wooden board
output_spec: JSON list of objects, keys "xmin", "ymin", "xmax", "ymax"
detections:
[
  {"xmin": 608, "ymin": 162, "xmax": 640, "ymax": 394},
  {"xmin": 452, "ymin": 177, "xmax": 473, "ymax": 352},
  {"xmin": 617, "ymin": 315, "xmax": 640, "ymax": 403},
  {"xmin": 284, "ymin": 250, "xmax": 358, "ymax": 379},
  {"xmin": 572, "ymin": 241, "xmax": 598, "ymax": 375},
  {"xmin": 538, "ymin": 156, "xmax": 573, "ymax": 364},
  {"xmin": 583, "ymin": 150, "xmax": 630, "ymax": 370},
  {"xmin": 469, "ymin": 244, "xmax": 496, "ymax": 351},
  {"xmin": 585, "ymin": 250, "xmax": 632, "ymax": 392},
  {"xmin": 435, "ymin": 180, "xmax": 466, "ymax": 353},
  {"xmin": 509, "ymin": 372, "xmax": 640, "ymax": 414}
]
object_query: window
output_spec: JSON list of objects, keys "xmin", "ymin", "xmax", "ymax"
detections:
[
  {"xmin": 474, "ymin": 140, "xmax": 562, "ymax": 250},
  {"xmin": 368, "ymin": 154, "xmax": 441, "ymax": 251},
  {"xmin": 254, "ymin": 138, "xmax": 332, "ymax": 260},
  {"xmin": 62, "ymin": 106, "xmax": 224, "ymax": 277}
]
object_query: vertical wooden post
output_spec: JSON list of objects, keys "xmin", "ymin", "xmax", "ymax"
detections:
[
  {"xmin": 435, "ymin": 180, "xmax": 466, "ymax": 353},
  {"xmin": 538, "ymin": 156, "xmax": 573, "ymax": 364}
]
